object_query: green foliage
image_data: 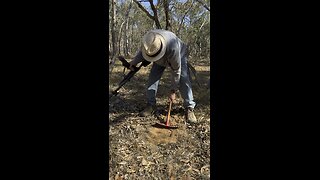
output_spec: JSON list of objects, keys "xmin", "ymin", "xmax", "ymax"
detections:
[{"xmin": 109, "ymin": 0, "xmax": 210, "ymax": 61}]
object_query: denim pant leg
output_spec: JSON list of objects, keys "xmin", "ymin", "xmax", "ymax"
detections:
[
  {"xmin": 179, "ymin": 52, "xmax": 196, "ymax": 109},
  {"xmin": 146, "ymin": 63, "xmax": 166, "ymax": 106}
]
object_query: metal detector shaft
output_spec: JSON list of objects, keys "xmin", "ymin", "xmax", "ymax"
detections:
[{"xmin": 110, "ymin": 56, "xmax": 151, "ymax": 99}]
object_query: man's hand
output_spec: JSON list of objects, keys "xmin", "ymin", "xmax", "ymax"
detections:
[{"xmin": 169, "ymin": 91, "xmax": 176, "ymax": 103}]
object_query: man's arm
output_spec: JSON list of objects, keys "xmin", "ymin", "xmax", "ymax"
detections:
[
  {"xmin": 130, "ymin": 51, "xmax": 145, "ymax": 65},
  {"xmin": 168, "ymin": 42, "xmax": 182, "ymax": 92}
]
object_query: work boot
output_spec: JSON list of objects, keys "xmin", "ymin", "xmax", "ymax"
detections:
[
  {"xmin": 186, "ymin": 107, "xmax": 197, "ymax": 124},
  {"xmin": 140, "ymin": 104, "xmax": 156, "ymax": 117}
]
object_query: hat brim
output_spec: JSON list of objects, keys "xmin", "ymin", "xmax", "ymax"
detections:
[{"xmin": 142, "ymin": 34, "xmax": 166, "ymax": 62}]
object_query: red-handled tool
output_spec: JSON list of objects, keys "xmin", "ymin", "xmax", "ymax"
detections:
[{"xmin": 153, "ymin": 99, "xmax": 178, "ymax": 129}]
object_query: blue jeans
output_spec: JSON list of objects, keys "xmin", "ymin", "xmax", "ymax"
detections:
[{"xmin": 146, "ymin": 58, "xmax": 196, "ymax": 109}]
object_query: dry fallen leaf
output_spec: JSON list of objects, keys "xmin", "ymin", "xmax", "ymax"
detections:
[
  {"xmin": 118, "ymin": 161, "xmax": 127, "ymax": 165},
  {"xmin": 141, "ymin": 158, "xmax": 148, "ymax": 166},
  {"xmin": 200, "ymin": 165, "xmax": 210, "ymax": 174},
  {"xmin": 180, "ymin": 174, "xmax": 192, "ymax": 180},
  {"xmin": 114, "ymin": 174, "xmax": 123, "ymax": 180},
  {"xmin": 127, "ymin": 169, "xmax": 136, "ymax": 173}
]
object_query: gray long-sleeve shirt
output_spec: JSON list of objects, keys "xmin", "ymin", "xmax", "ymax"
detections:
[{"xmin": 131, "ymin": 29, "xmax": 187, "ymax": 91}]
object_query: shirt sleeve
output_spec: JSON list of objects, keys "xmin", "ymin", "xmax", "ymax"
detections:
[
  {"xmin": 130, "ymin": 50, "xmax": 145, "ymax": 65},
  {"xmin": 168, "ymin": 42, "xmax": 181, "ymax": 91}
]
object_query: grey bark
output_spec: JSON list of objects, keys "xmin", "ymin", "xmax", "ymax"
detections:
[{"xmin": 133, "ymin": 0, "xmax": 162, "ymax": 29}]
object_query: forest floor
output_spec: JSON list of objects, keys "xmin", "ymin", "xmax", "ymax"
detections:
[{"xmin": 109, "ymin": 57, "xmax": 211, "ymax": 180}]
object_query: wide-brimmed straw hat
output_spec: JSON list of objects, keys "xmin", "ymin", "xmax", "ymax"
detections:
[{"xmin": 141, "ymin": 31, "xmax": 166, "ymax": 62}]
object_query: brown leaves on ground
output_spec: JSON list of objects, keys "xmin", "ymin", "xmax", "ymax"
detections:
[{"xmin": 109, "ymin": 58, "xmax": 211, "ymax": 179}]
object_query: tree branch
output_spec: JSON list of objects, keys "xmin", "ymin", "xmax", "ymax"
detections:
[
  {"xmin": 195, "ymin": 0, "xmax": 210, "ymax": 11},
  {"xmin": 133, "ymin": 0, "xmax": 162, "ymax": 29},
  {"xmin": 148, "ymin": 0, "xmax": 162, "ymax": 29},
  {"xmin": 177, "ymin": 0, "xmax": 195, "ymax": 35},
  {"xmin": 133, "ymin": 0, "xmax": 154, "ymax": 20}
]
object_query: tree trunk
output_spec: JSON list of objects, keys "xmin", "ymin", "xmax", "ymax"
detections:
[
  {"xmin": 124, "ymin": 19, "xmax": 130, "ymax": 57},
  {"xmin": 110, "ymin": 0, "xmax": 117, "ymax": 72},
  {"xmin": 111, "ymin": 0, "xmax": 117, "ymax": 58},
  {"xmin": 130, "ymin": 21, "xmax": 133, "ymax": 54},
  {"xmin": 118, "ymin": 21, "xmax": 126, "ymax": 56},
  {"xmin": 123, "ymin": 0, "xmax": 133, "ymax": 57},
  {"xmin": 163, "ymin": 0, "xmax": 171, "ymax": 30}
]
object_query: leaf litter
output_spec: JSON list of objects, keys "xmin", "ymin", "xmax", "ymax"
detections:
[{"xmin": 109, "ymin": 60, "xmax": 211, "ymax": 179}]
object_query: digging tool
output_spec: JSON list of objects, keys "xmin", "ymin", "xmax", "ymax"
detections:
[{"xmin": 153, "ymin": 99, "xmax": 178, "ymax": 129}]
